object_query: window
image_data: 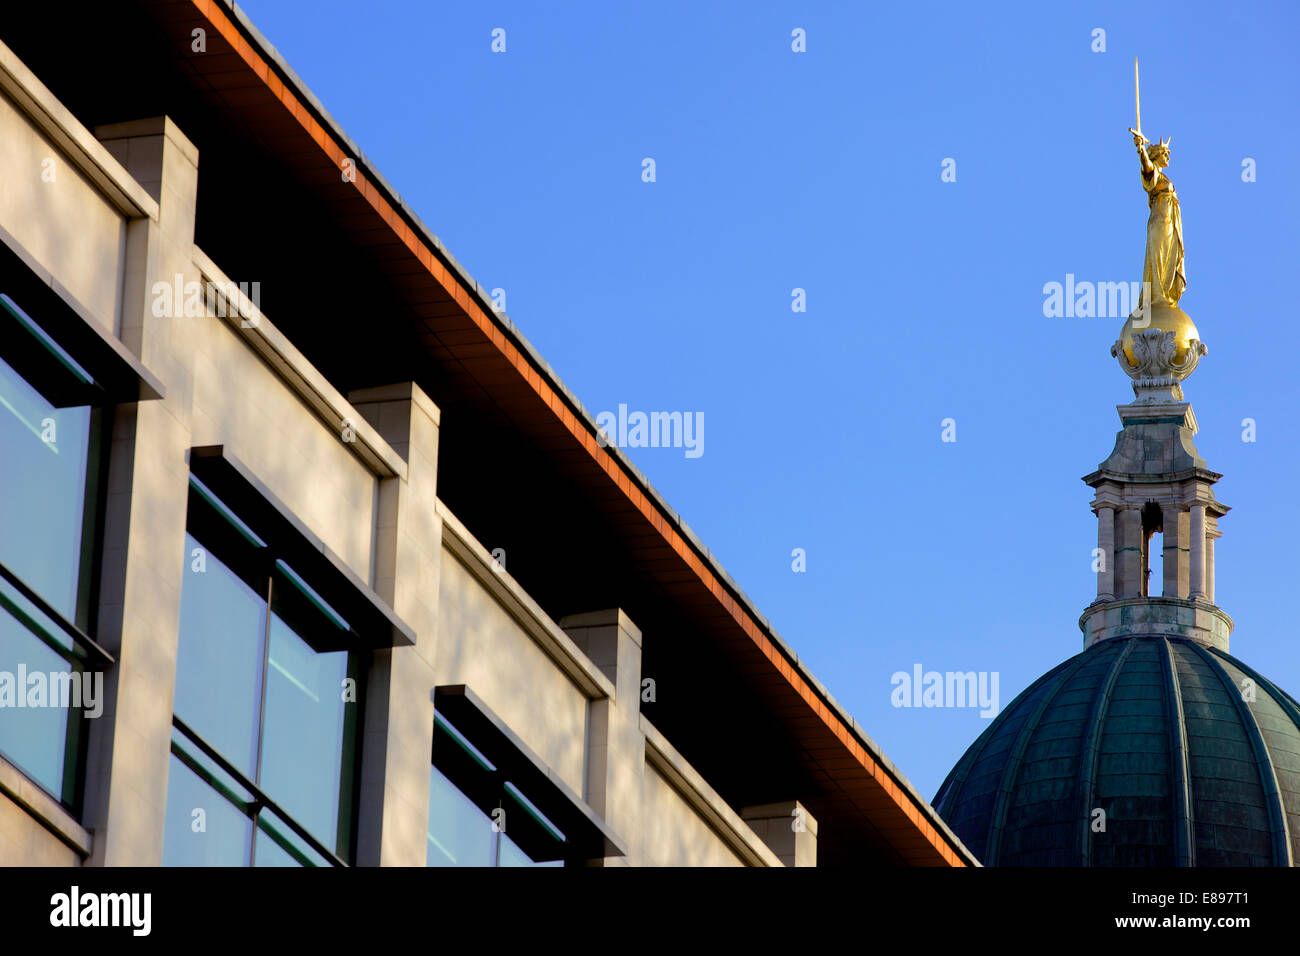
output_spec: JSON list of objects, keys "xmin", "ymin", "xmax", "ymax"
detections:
[
  {"xmin": 427, "ymin": 713, "xmax": 565, "ymax": 867},
  {"xmin": 0, "ymin": 293, "xmax": 109, "ymax": 810},
  {"xmin": 1141, "ymin": 501, "xmax": 1163, "ymax": 598},
  {"xmin": 0, "ymin": 348, "xmax": 96, "ymax": 621},
  {"xmin": 163, "ymin": 476, "xmax": 363, "ymax": 866}
]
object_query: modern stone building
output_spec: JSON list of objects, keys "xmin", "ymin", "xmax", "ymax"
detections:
[
  {"xmin": 0, "ymin": 3, "xmax": 974, "ymax": 867},
  {"xmin": 936, "ymin": 300, "xmax": 1300, "ymax": 866}
]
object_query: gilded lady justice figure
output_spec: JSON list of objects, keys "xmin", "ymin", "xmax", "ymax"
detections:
[
  {"xmin": 1128, "ymin": 59, "xmax": 1186, "ymax": 310},
  {"xmin": 1114, "ymin": 58, "xmax": 1204, "ymax": 392}
]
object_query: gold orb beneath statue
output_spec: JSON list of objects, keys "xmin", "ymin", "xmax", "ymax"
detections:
[{"xmin": 1118, "ymin": 300, "xmax": 1200, "ymax": 369}]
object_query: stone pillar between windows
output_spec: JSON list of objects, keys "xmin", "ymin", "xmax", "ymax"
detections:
[
  {"xmin": 1206, "ymin": 528, "xmax": 1219, "ymax": 605},
  {"xmin": 84, "ymin": 118, "xmax": 200, "ymax": 866},
  {"xmin": 349, "ymin": 383, "xmax": 442, "ymax": 867},
  {"xmin": 1096, "ymin": 506, "xmax": 1115, "ymax": 602},
  {"xmin": 560, "ymin": 609, "xmax": 642, "ymax": 866},
  {"xmin": 1189, "ymin": 505, "xmax": 1207, "ymax": 600},
  {"xmin": 1115, "ymin": 508, "xmax": 1144, "ymax": 599},
  {"xmin": 1163, "ymin": 508, "xmax": 1190, "ymax": 599}
]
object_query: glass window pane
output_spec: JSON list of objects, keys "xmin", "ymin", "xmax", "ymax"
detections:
[
  {"xmin": 0, "ymin": 354, "xmax": 91, "ymax": 619},
  {"xmin": 498, "ymin": 832, "xmax": 562, "ymax": 867},
  {"xmin": 257, "ymin": 609, "xmax": 352, "ymax": 854},
  {"xmin": 254, "ymin": 812, "xmax": 332, "ymax": 867},
  {"xmin": 162, "ymin": 745, "xmax": 254, "ymax": 866},
  {"xmin": 173, "ymin": 533, "xmax": 266, "ymax": 780},
  {"xmin": 0, "ymin": 579, "xmax": 85, "ymax": 802},
  {"xmin": 427, "ymin": 765, "xmax": 493, "ymax": 866}
]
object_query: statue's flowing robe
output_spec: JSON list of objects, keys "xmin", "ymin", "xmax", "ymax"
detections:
[{"xmin": 1141, "ymin": 169, "xmax": 1186, "ymax": 307}]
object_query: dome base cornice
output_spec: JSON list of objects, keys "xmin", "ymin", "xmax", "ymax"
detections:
[{"xmin": 1079, "ymin": 596, "xmax": 1232, "ymax": 651}]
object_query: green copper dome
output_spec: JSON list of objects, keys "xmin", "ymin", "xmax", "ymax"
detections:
[{"xmin": 934, "ymin": 636, "xmax": 1300, "ymax": 866}]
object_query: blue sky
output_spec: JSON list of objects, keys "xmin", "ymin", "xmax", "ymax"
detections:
[{"xmin": 238, "ymin": 0, "xmax": 1300, "ymax": 799}]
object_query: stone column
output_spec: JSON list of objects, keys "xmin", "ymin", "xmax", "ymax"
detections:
[
  {"xmin": 1163, "ymin": 508, "xmax": 1189, "ymax": 599},
  {"xmin": 349, "ymin": 383, "xmax": 442, "ymax": 867},
  {"xmin": 1206, "ymin": 529, "xmax": 1218, "ymax": 605},
  {"xmin": 1096, "ymin": 506, "xmax": 1115, "ymax": 601},
  {"xmin": 560, "ymin": 609, "xmax": 643, "ymax": 866},
  {"xmin": 1116, "ymin": 509, "xmax": 1144, "ymax": 599},
  {"xmin": 1189, "ymin": 504, "xmax": 1206, "ymax": 600},
  {"xmin": 84, "ymin": 118, "xmax": 200, "ymax": 866}
]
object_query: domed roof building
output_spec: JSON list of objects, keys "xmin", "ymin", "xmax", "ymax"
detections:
[
  {"xmin": 935, "ymin": 636, "xmax": 1300, "ymax": 866},
  {"xmin": 935, "ymin": 294, "xmax": 1300, "ymax": 866}
]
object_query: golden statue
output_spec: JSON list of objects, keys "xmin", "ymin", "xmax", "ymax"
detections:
[
  {"xmin": 1114, "ymin": 57, "xmax": 1203, "ymax": 395},
  {"xmin": 1128, "ymin": 59, "xmax": 1185, "ymax": 309}
]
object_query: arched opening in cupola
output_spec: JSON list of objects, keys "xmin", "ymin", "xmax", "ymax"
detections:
[{"xmin": 1141, "ymin": 501, "xmax": 1164, "ymax": 598}]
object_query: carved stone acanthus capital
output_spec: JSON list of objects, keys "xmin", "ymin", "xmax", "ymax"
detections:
[{"xmin": 1112, "ymin": 329, "xmax": 1206, "ymax": 401}]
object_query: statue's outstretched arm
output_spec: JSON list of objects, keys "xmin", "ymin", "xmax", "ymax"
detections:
[{"xmin": 1135, "ymin": 141, "xmax": 1154, "ymax": 176}]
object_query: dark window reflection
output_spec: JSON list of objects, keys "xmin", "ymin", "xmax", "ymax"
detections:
[
  {"xmin": 427, "ymin": 765, "xmax": 494, "ymax": 867},
  {"xmin": 427, "ymin": 716, "xmax": 566, "ymax": 867},
  {"xmin": 0, "ymin": 354, "xmax": 93, "ymax": 620},
  {"xmin": 174, "ymin": 533, "xmax": 265, "ymax": 780},
  {"xmin": 165, "ymin": 483, "xmax": 361, "ymax": 866},
  {"xmin": 0, "ymin": 349, "xmax": 99, "ymax": 809},
  {"xmin": 259, "ymin": 603, "xmax": 355, "ymax": 855},
  {"xmin": 162, "ymin": 744, "xmax": 254, "ymax": 867}
]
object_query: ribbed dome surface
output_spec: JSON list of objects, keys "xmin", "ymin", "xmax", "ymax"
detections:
[{"xmin": 934, "ymin": 636, "xmax": 1300, "ymax": 866}]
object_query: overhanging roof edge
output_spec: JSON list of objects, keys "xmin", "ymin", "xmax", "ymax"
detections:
[{"xmin": 202, "ymin": 0, "xmax": 973, "ymax": 866}]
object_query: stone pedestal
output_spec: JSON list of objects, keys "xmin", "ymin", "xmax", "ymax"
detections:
[{"xmin": 1082, "ymin": 388, "xmax": 1230, "ymax": 651}]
